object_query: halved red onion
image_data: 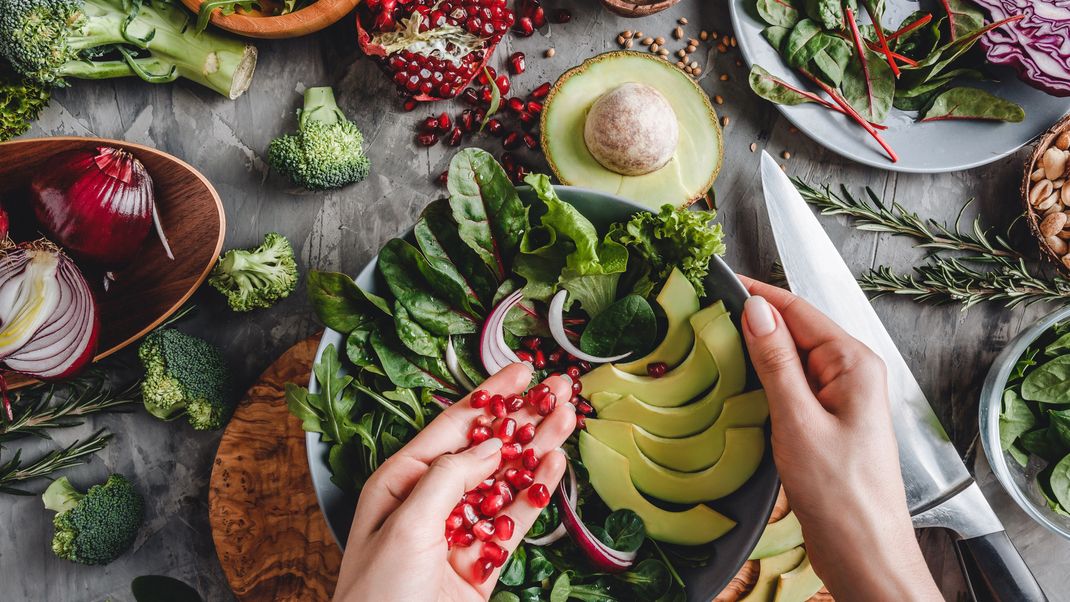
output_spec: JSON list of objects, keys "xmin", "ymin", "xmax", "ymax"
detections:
[
  {"xmin": 430, "ymin": 394, "xmax": 453, "ymax": 409},
  {"xmin": 445, "ymin": 337, "xmax": 477, "ymax": 392},
  {"xmin": 548, "ymin": 290, "xmax": 631, "ymax": 364},
  {"xmin": 556, "ymin": 459, "xmax": 637, "ymax": 571},
  {"xmin": 480, "ymin": 290, "xmax": 523, "ymax": 375}
]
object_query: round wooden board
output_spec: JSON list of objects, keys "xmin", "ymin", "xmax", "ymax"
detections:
[{"xmin": 208, "ymin": 335, "xmax": 341, "ymax": 601}]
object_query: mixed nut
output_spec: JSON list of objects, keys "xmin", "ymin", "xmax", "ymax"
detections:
[{"xmin": 1027, "ymin": 130, "xmax": 1070, "ymax": 268}]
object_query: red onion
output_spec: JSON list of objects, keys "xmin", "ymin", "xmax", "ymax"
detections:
[
  {"xmin": 548, "ymin": 290, "xmax": 631, "ymax": 364},
  {"xmin": 556, "ymin": 459, "xmax": 637, "ymax": 571},
  {"xmin": 0, "ymin": 241, "xmax": 99, "ymax": 420},
  {"xmin": 30, "ymin": 146, "xmax": 173, "ymax": 268},
  {"xmin": 445, "ymin": 337, "xmax": 477, "ymax": 392},
  {"xmin": 480, "ymin": 291, "xmax": 524, "ymax": 375}
]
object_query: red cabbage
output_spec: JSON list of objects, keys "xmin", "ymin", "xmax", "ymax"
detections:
[{"xmin": 974, "ymin": 0, "xmax": 1070, "ymax": 97}]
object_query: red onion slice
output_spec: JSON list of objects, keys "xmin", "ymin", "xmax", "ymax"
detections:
[
  {"xmin": 548, "ymin": 290, "xmax": 631, "ymax": 364},
  {"xmin": 480, "ymin": 290, "xmax": 523, "ymax": 375},
  {"xmin": 525, "ymin": 458, "xmax": 578, "ymax": 546},
  {"xmin": 445, "ymin": 337, "xmax": 477, "ymax": 392},
  {"xmin": 556, "ymin": 458, "xmax": 637, "ymax": 571}
]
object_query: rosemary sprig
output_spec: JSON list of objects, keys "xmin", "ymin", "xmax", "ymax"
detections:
[
  {"xmin": 0, "ymin": 430, "xmax": 111, "ymax": 495},
  {"xmin": 861, "ymin": 258, "xmax": 1070, "ymax": 308},
  {"xmin": 0, "ymin": 379, "xmax": 141, "ymax": 443}
]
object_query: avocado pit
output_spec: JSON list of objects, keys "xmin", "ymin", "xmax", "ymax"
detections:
[{"xmin": 583, "ymin": 83, "xmax": 679, "ymax": 176}]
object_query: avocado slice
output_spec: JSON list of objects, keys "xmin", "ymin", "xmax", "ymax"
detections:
[
  {"xmin": 629, "ymin": 391, "xmax": 769, "ymax": 471},
  {"xmin": 774, "ymin": 554, "xmax": 824, "ymax": 602},
  {"xmin": 598, "ymin": 389, "xmax": 767, "ymax": 438},
  {"xmin": 749, "ymin": 511, "xmax": 804, "ymax": 560},
  {"xmin": 585, "ymin": 420, "xmax": 765, "ymax": 503},
  {"xmin": 590, "ymin": 391, "xmax": 624, "ymax": 408},
  {"xmin": 578, "ymin": 432, "xmax": 736, "ymax": 545},
  {"xmin": 540, "ymin": 51, "xmax": 723, "ymax": 209},
  {"xmin": 616, "ymin": 268, "xmax": 700, "ymax": 375},
  {"xmin": 741, "ymin": 547, "xmax": 807, "ymax": 602},
  {"xmin": 581, "ymin": 306, "xmax": 736, "ymax": 407}
]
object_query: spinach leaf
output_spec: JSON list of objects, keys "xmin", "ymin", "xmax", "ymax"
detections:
[
  {"xmin": 1049, "ymin": 453, "xmax": 1070, "ymax": 514},
  {"xmin": 394, "ymin": 302, "xmax": 442, "ymax": 357},
  {"xmin": 519, "ymin": 587, "xmax": 543, "ymax": 602},
  {"xmin": 1022, "ymin": 356, "xmax": 1070, "ymax": 404},
  {"xmin": 448, "ymin": 148, "xmax": 528, "ymax": 281},
  {"xmin": 1020, "ymin": 428, "xmax": 1066, "ymax": 463},
  {"xmin": 491, "ymin": 593, "xmax": 521, "ymax": 602},
  {"xmin": 803, "ymin": 0, "xmax": 843, "ymax": 30},
  {"xmin": 307, "ymin": 270, "xmax": 390, "ymax": 333},
  {"xmin": 999, "ymin": 388, "xmax": 1036, "ymax": 451},
  {"xmin": 379, "ymin": 239, "xmax": 478, "ymax": 336},
  {"xmin": 919, "ymin": 87, "xmax": 1025, "ymax": 123},
  {"xmin": 762, "ymin": 25, "xmax": 792, "ymax": 52},
  {"xmin": 528, "ymin": 545, "xmax": 557, "ymax": 582},
  {"xmin": 603, "ymin": 509, "xmax": 646, "ymax": 553},
  {"xmin": 345, "ymin": 325, "xmax": 385, "ymax": 375},
  {"xmin": 812, "ymin": 36, "xmax": 851, "ymax": 86},
  {"xmin": 370, "ymin": 329, "xmax": 460, "ymax": 394},
  {"xmin": 946, "ymin": 0, "xmax": 985, "ymax": 37},
  {"xmin": 131, "ymin": 575, "xmax": 204, "ymax": 602},
  {"xmin": 614, "ymin": 559, "xmax": 672, "ymax": 600},
  {"xmin": 499, "ymin": 544, "xmax": 527, "ymax": 587},
  {"xmin": 841, "ymin": 45, "xmax": 895, "ymax": 123},
  {"xmin": 1048, "ymin": 408, "xmax": 1070, "ymax": 448},
  {"xmin": 755, "ymin": 0, "xmax": 800, "ymax": 27},
  {"xmin": 550, "ymin": 573, "xmax": 572, "ymax": 602},
  {"xmin": 415, "ymin": 199, "xmax": 499, "ymax": 312},
  {"xmin": 784, "ymin": 19, "xmax": 830, "ymax": 68},
  {"xmin": 1047, "ymin": 334, "xmax": 1070, "ymax": 357},
  {"xmin": 580, "ymin": 296, "xmax": 656, "ymax": 358}
]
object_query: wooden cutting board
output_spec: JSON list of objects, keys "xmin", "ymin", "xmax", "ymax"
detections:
[{"xmin": 208, "ymin": 335, "xmax": 341, "ymax": 602}]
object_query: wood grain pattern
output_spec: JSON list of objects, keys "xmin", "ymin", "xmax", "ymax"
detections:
[
  {"xmin": 600, "ymin": 0, "xmax": 683, "ymax": 18},
  {"xmin": 209, "ymin": 335, "xmax": 342, "ymax": 602},
  {"xmin": 0, "ymin": 137, "xmax": 225, "ymax": 389},
  {"xmin": 180, "ymin": 0, "xmax": 362, "ymax": 39}
]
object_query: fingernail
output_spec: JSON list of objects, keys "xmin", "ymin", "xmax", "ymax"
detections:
[
  {"xmin": 559, "ymin": 373, "xmax": 573, "ymax": 386},
  {"xmin": 475, "ymin": 437, "xmax": 503, "ymax": 455},
  {"xmin": 564, "ymin": 401, "xmax": 577, "ymax": 413},
  {"xmin": 745, "ymin": 296, "xmax": 776, "ymax": 336},
  {"xmin": 521, "ymin": 360, "xmax": 535, "ymax": 372}
]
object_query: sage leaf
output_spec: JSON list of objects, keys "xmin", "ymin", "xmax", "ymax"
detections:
[
  {"xmin": 755, "ymin": 0, "xmax": 800, "ymax": 27},
  {"xmin": 379, "ymin": 239, "xmax": 478, "ymax": 336},
  {"xmin": 919, "ymin": 87, "xmax": 1025, "ymax": 123},
  {"xmin": 1022, "ymin": 355, "xmax": 1070, "ymax": 404},
  {"xmin": 579, "ymin": 295, "xmax": 656, "ymax": 358}
]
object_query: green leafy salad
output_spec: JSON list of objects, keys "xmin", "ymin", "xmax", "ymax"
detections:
[
  {"xmin": 286, "ymin": 148, "xmax": 729, "ymax": 600},
  {"xmin": 999, "ymin": 322, "xmax": 1070, "ymax": 516}
]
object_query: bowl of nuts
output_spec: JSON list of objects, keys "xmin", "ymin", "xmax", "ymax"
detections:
[{"xmin": 1024, "ymin": 115, "xmax": 1070, "ymax": 270}]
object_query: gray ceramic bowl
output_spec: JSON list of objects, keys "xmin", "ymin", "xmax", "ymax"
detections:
[
  {"xmin": 306, "ymin": 186, "xmax": 779, "ymax": 601},
  {"xmin": 979, "ymin": 306, "xmax": 1070, "ymax": 541}
]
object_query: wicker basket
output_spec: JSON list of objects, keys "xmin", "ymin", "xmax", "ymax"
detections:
[{"xmin": 1022, "ymin": 114, "xmax": 1070, "ymax": 272}]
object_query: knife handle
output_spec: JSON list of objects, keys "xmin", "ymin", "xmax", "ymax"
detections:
[{"xmin": 954, "ymin": 531, "xmax": 1047, "ymax": 602}]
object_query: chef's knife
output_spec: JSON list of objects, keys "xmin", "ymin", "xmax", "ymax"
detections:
[{"xmin": 758, "ymin": 152, "xmax": 1046, "ymax": 602}]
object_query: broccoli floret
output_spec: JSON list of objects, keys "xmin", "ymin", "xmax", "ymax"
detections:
[
  {"xmin": 138, "ymin": 328, "xmax": 232, "ymax": 430},
  {"xmin": 0, "ymin": 0, "xmax": 258, "ymax": 99},
  {"xmin": 208, "ymin": 232, "xmax": 297, "ymax": 312},
  {"xmin": 42, "ymin": 474, "xmax": 144, "ymax": 565},
  {"xmin": 268, "ymin": 86, "xmax": 371, "ymax": 190},
  {"xmin": 0, "ymin": 59, "xmax": 49, "ymax": 141}
]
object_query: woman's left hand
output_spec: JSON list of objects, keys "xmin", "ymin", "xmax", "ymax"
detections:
[{"xmin": 332, "ymin": 363, "xmax": 577, "ymax": 602}]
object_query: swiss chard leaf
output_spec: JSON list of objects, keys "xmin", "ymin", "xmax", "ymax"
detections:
[
  {"xmin": 394, "ymin": 302, "xmax": 443, "ymax": 357},
  {"xmin": 307, "ymin": 270, "xmax": 390, "ymax": 333},
  {"xmin": 785, "ymin": 19, "xmax": 830, "ymax": 68},
  {"xmin": 762, "ymin": 25, "xmax": 792, "ymax": 52},
  {"xmin": 370, "ymin": 329, "xmax": 460, "ymax": 394},
  {"xmin": 812, "ymin": 36, "xmax": 852, "ymax": 86},
  {"xmin": 447, "ymin": 148, "xmax": 528, "ymax": 281},
  {"xmin": 841, "ymin": 45, "xmax": 895, "ymax": 123},
  {"xmin": 416, "ymin": 199, "xmax": 499, "ymax": 309},
  {"xmin": 579, "ymin": 295, "xmax": 657, "ymax": 358},
  {"xmin": 919, "ymin": 87, "xmax": 1025, "ymax": 123},
  {"xmin": 755, "ymin": 0, "xmax": 800, "ymax": 27},
  {"xmin": 1022, "ymin": 356, "xmax": 1070, "ymax": 404},
  {"xmin": 345, "ymin": 325, "xmax": 385, "ymax": 375},
  {"xmin": 379, "ymin": 239, "xmax": 478, "ymax": 336},
  {"xmin": 749, "ymin": 64, "xmax": 820, "ymax": 105}
]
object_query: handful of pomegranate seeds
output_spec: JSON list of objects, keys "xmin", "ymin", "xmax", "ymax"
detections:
[{"xmin": 446, "ymin": 383, "xmax": 565, "ymax": 584}]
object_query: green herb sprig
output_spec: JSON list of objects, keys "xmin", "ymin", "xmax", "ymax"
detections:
[
  {"xmin": 0, "ymin": 431, "xmax": 111, "ymax": 495},
  {"xmin": 1, "ymin": 378, "xmax": 141, "ymax": 443}
]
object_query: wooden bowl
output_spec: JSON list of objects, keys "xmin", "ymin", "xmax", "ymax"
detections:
[
  {"xmin": 180, "ymin": 0, "xmax": 361, "ymax": 39},
  {"xmin": 1021, "ymin": 114, "xmax": 1070, "ymax": 273},
  {"xmin": 600, "ymin": 0, "xmax": 682, "ymax": 17},
  {"xmin": 0, "ymin": 137, "xmax": 226, "ymax": 388}
]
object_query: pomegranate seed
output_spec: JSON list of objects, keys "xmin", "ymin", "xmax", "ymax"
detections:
[
  {"xmin": 462, "ymin": 503, "xmax": 480, "ymax": 527},
  {"xmin": 494, "ymin": 515, "xmax": 515, "ymax": 540},
  {"xmin": 526, "ymin": 100, "xmax": 543, "ymax": 114},
  {"xmin": 472, "ymin": 519, "xmax": 495, "ymax": 541},
  {"xmin": 461, "ymin": 88, "xmax": 481, "ymax": 105},
  {"xmin": 513, "ymin": 16, "xmax": 534, "ymax": 36},
  {"xmin": 576, "ymin": 414, "xmax": 586, "ymax": 429},
  {"xmin": 516, "ymin": 422, "xmax": 536, "ymax": 444},
  {"xmin": 507, "ymin": 468, "xmax": 535, "ymax": 489},
  {"xmin": 508, "ymin": 52, "xmax": 526, "ymax": 75},
  {"xmin": 496, "ymin": 417, "xmax": 517, "ymax": 441},
  {"xmin": 490, "ymin": 395, "xmax": 507, "ymax": 418},
  {"xmin": 515, "ymin": 349, "xmax": 534, "ymax": 362},
  {"xmin": 480, "ymin": 86, "xmax": 494, "ymax": 103},
  {"xmin": 501, "ymin": 442, "xmax": 522, "ymax": 461},
  {"xmin": 647, "ymin": 362, "xmax": 668, "ymax": 378},
  {"xmin": 477, "ymin": 478, "xmax": 495, "ymax": 491},
  {"xmin": 528, "ymin": 484, "xmax": 551, "ymax": 507},
  {"xmin": 478, "ymin": 66, "xmax": 497, "ymax": 85},
  {"xmin": 495, "ymin": 74, "xmax": 511, "ymax": 96},
  {"xmin": 522, "ymin": 133, "xmax": 538, "ymax": 150},
  {"xmin": 486, "ymin": 118, "xmax": 504, "ymax": 136},
  {"xmin": 531, "ymin": 7, "xmax": 545, "ymax": 27},
  {"xmin": 472, "ymin": 558, "xmax": 494, "ymax": 583},
  {"xmin": 451, "ymin": 529, "xmax": 475, "ymax": 548},
  {"xmin": 465, "ymin": 491, "xmax": 485, "ymax": 505},
  {"xmin": 500, "ymin": 152, "xmax": 517, "ymax": 172},
  {"xmin": 548, "ymin": 348, "xmax": 563, "ymax": 364},
  {"xmin": 402, "ymin": 98, "xmax": 418, "ymax": 111},
  {"xmin": 437, "ymin": 112, "xmax": 452, "ymax": 132},
  {"xmin": 551, "ymin": 8, "xmax": 571, "ymax": 23},
  {"xmin": 566, "ymin": 366, "xmax": 581, "ymax": 379},
  {"xmin": 420, "ymin": 116, "xmax": 438, "ymax": 132},
  {"xmin": 513, "ymin": 164, "xmax": 528, "ymax": 184},
  {"xmin": 533, "ymin": 349, "xmax": 546, "ymax": 368},
  {"xmin": 529, "ymin": 383, "xmax": 550, "ymax": 400},
  {"xmin": 516, "ymin": 0, "xmax": 539, "ymax": 18},
  {"xmin": 536, "ymin": 392, "xmax": 557, "ymax": 416},
  {"xmin": 481, "ymin": 541, "xmax": 509, "ymax": 567},
  {"xmin": 578, "ymin": 360, "xmax": 592, "ymax": 372},
  {"xmin": 505, "ymin": 393, "xmax": 526, "ymax": 412},
  {"xmin": 474, "ymin": 107, "xmax": 487, "ymax": 123},
  {"xmin": 522, "ymin": 448, "xmax": 539, "ymax": 471},
  {"xmin": 518, "ymin": 111, "xmax": 537, "ymax": 130},
  {"xmin": 470, "ymin": 424, "xmax": 493, "ymax": 444},
  {"xmin": 522, "ymin": 336, "xmax": 540, "ymax": 350},
  {"xmin": 471, "ymin": 389, "xmax": 490, "ymax": 408},
  {"xmin": 492, "ymin": 479, "xmax": 514, "ymax": 503},
  {"xmin": 474, "ymin": 414, "xmax": 494, "ymax": 428},
  {"xmin": 459, "ymin": 109, "xmax": 476, "ymax": 132},
  {"xmin": 576, "ymin": 401, "xmax": 593, "ymax": 415},
  {"xmin": 445, "ymin": 126, "xmax": 464, "ymax": 146},
  {"xmin": 415, "ymin": 132, "xmax": 439, "ymax": 146},
  {"xmin": 505, "ymin": 97, "xmax": 525, "ymax": 113},
  {"xmin": 446, "ymin": 513, "xmax": 464, "ymax": 531},
  {"xmin": 480, "ymin": 493, "xmax": 506, "ymax": 516},
  {"xmin": 503, "ymin": 132, "xmax": 521, "ymax": 150},
  {"xmin": 571, "ymin": 380, "xmax": 582, "ymax": 394},
  {"xmin": 531, "ymin": 82, "xmax": 551, "ymax": 99}
]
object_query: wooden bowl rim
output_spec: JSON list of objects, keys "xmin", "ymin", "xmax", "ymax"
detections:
[
  {"xmin": 600, "ymin": 0, "xmax": 682, "ymax": 17},
  {"xmin": 1020, "ymin": 114, "xmax": 1070, "ymax": 273},
  {"xmin": 179, "ymin": 0, "xmax": 361, "ymax": 38},
  {"xmin": 0, "ymin": 136, "xmax": 227, "ymax": 366}
]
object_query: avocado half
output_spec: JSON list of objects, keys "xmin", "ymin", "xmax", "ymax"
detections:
[{"xmin": 540, "ymin": 51, "xmax": 723, "ymax": 209}]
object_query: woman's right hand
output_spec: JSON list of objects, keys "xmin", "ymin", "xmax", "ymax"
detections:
[{"xmin": 738, "ymin": 276, "xmax": 942, "ymax": 602}]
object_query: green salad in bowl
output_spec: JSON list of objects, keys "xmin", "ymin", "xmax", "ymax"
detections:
[{"xmin": 286, "ymin": 148, "xmax": 778, "ymax": 601}]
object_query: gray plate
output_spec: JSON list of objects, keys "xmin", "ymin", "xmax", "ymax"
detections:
[
  {"xmin": 305, "ymin": 186, "xmax": 779, "ymax": 602},
  {"xmin": 728, "ymin": 0, "xmax": 1070, "ymax": 173}
]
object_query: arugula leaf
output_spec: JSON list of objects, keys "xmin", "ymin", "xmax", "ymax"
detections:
[
  {"xmin": 448, "ymin": 148, "xmax": 528, "ymax": 281},
  {"xmin": 379, "ymin": 239, "xmax": 478, "ymax": 336},
  {"xmin": 285, "ymin": 345, "xmax": 355, "ymax": 444},
  {"xmin": 307, "ymin": 270, "xmax": 390, "ymax": 333},
  {"xmin": 580, "ymin": 295, "xmax": 656, "ymax": 358},
  {"xmin": 919, "ymin": 87, "xmax": 1025, "ymax": 123}
]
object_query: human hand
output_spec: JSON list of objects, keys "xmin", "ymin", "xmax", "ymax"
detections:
[
  {"xmin": 738, "ymin": 276, "xmax": 941, "ymax": 602},
  {"xmin": 332, "ymin": 363, "xmax": 577, "ymax": 602}
]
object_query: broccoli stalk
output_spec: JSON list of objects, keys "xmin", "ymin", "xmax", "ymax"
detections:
[
  {"xmin": 0, "ymin": 0, "xmax": 257, "ymax": 99},
  {"xmin": 268, "ymin": 86, "xmax": 371, "ymax": 190},
  {"xmin": 208, "ymin": 232, "xmax": 298, "ymax": 312},
  {"xmin": 43, "ymin": 475, "xmax": 144, "ymax": 565},
  {"xmin": 139, "ymin": 328, "xmax": 232, "ymax": 430}
]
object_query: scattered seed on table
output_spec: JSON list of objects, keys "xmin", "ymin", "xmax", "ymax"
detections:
[
  {"xmin": 544, "ymin": 48, "xmax": 555, "ymax": 58},
  {"xmin": 655, "ymin": 36, "xmax": 665, "ymax": 45},
  {"xmin": 750, "ymin": 142, "xmax": 758, "ymax": 152},
  {"xmin": 700, "ymin": 30, "xmax": 709, "ymax": 41},
  {"xmin": 658, "ymin": 48, "xmax": 669, "ymax": 56},
  {"xmin": 714, "ymin": 94, "xmax": 724, "ymax": 104},
  {"xmin": 676, "ymin": 49, "xmax": 687, "ymax": 58},
  {"xmin": 617, "ymin": 35, "xmax": 625, "ymax": 45},
  {"xmin": 689, "ymin": 38, "xmax": 699, "ymax": 46},
  {"xmin": 718, "ymin": 44, "xmax": 729, "ymax": 53},
  {"xmin": 677, "ymin": 60, "xmax": 686, "ymax": 68},
  {"xmin": 721, "ymin": 116, "xmax": 730, "ymax": 127},
  {"xmin": 635, "ymin": 30, "xmax": 644, "ymax": 38},
  {"xmin": 625, "ymin": 39, "xmax": 633, "ymax": 48},
  {"xmin": 650, "ymin": 43, "xmax": 660, "ymax": 52},
  {"xmin": 781, "ymin": 151, "xmax": 791, "ymax": 160},
  {"xmin": 720, "ymin": 73, "xmax": 730, "ymax": 81},
  {"xmin": 687, "ymin": 44, "xmax": 697, "ymax": 53},
  {"xmin": 789, "ymin": 126, "xmax": 799, "ymax": 133},
  {"xmin": 679, "ymin": 17, "xmax": 689, "ymax": 25},
  {"xmin": 690, "ymin": 60, "xmax": 699, "ymax": 69},
  {"xmin": 673, "ymin": 27, "xmax": 684, "ymax": 39},
  {"xmin": 642, "ymin": 36, "xmax": 654, "ymax": 45},
  {"xmin": 623, "ymin": 30, "xmax": 633, "ymax": 38},
  {"xmin": 730, "ymin": 36, "xmax": 738, "ymax": 47},
  {"xmin": 711, "ymin": 30, "xmax": 720, "ymax": 39},
  {"xmin": 693, "ymin": 67, "xmax": 703, "ymax": 75},
  {"xmin": 736, "ymin": 59, "xmax": 743, "ymax": 67}
]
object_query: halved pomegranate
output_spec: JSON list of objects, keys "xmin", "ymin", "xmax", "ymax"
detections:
[{"xmin": 357, "ymin": 0, "xmax": 516, "ymax": 102}]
